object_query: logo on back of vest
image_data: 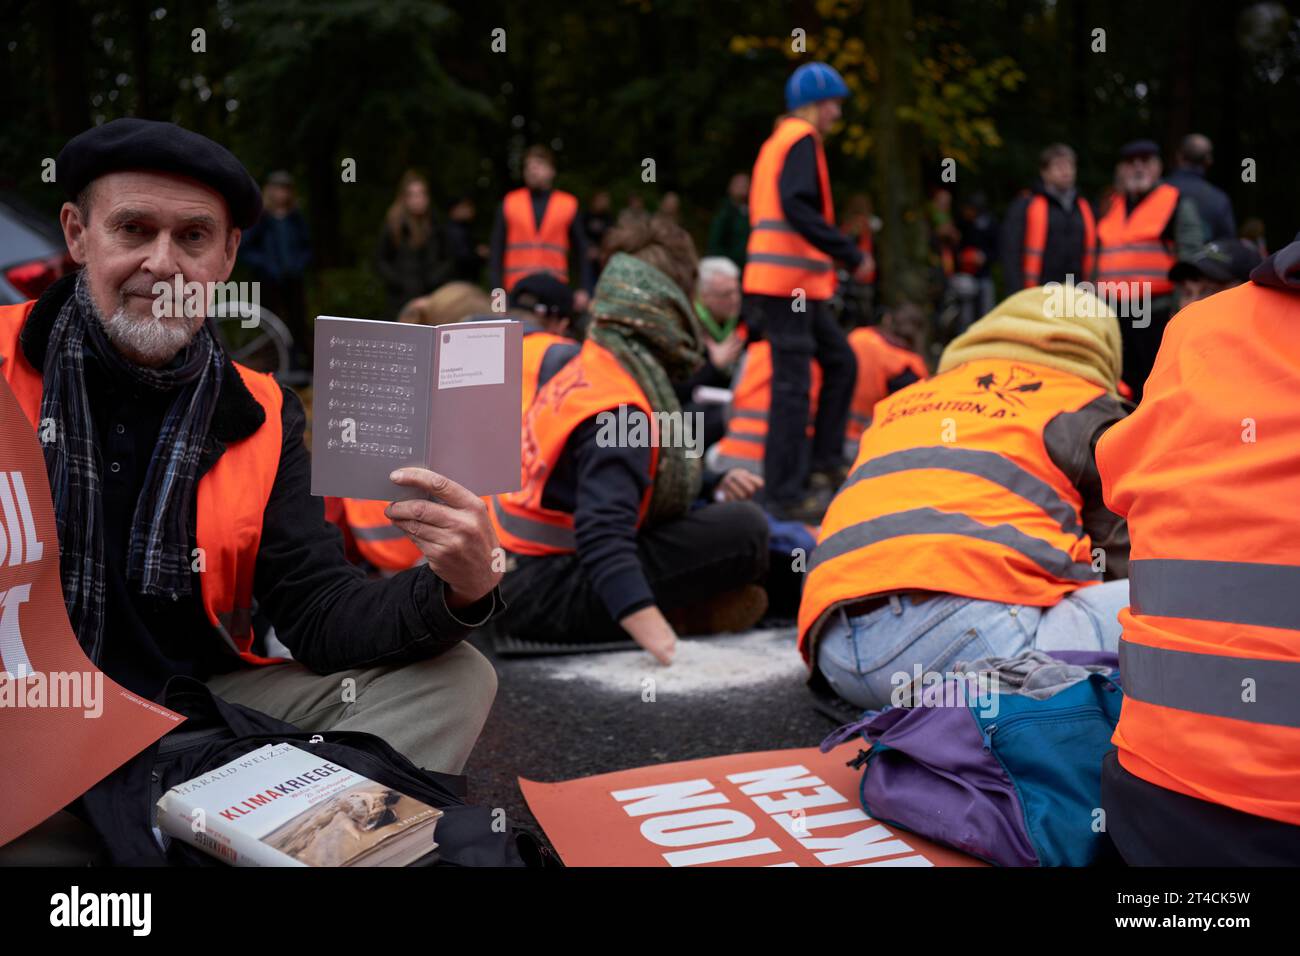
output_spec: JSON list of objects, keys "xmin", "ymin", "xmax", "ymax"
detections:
[{"xmin": 970, "ymin": 366, "xmax": 1043, "ymax": 407}]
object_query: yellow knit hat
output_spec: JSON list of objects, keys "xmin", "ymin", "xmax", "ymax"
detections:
[{"xmin": 938, "ymin": 285, "xmax": 1123, "ymax": 395}]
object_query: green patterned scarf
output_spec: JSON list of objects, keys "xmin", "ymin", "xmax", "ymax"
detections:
[{"xmin": 587, "ymin": 253, "xmax": 705, "ymax": 523}]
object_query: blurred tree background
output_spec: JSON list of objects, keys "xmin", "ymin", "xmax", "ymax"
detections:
[{"xmin": 2, "ymin": 0, "xmax": 1298, "ymax": 312}]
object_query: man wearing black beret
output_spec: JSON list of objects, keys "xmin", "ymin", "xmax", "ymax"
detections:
[{"xmin": 0, "ymin": 119, "xmax": 503, "ymax": 788}]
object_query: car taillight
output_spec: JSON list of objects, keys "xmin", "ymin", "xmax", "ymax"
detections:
[{"xmin": 5, "ymin": 252, "xmax": 76, "ymax": 299}]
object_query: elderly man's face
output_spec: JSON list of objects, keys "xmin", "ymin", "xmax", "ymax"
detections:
[
  {"xmin": 699, "ymin": 272, "xmax": 741, "ymax": 321},
  {"xmin": 1118, "ymin": 155, "xmax": 1161, "ymax": 195},
  {"xmin": 60, "ymin": 170, "xmax": 239, "ymax": 367}
]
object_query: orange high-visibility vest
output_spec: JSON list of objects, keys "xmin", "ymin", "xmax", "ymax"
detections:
[
  {"xmin": 714, "ymin": 340, "xmax": 821, "ymax": 475},
  {"xmin": 521, "ymin": 330, "xmax": 577, "ymax": 414},
  {"xmin": 845, "ymin": 327, "xmax": 929, "ymax": 443},
  {"xmin": 0, "ymin": 300, "xmax": 287, "ymax": 666},
  {"xmin": 1022, "ymin": 193, "xmax": 1096, "ymax": 287},
  {"xmin": 1097, "ymin": 280, "xmax": 1300, "ymax": 826},
  {"xmin": 489, "ymin": 339, "xmax": 658, "ymax": 555},
  {"xmin": 338, "ymin": 497, "xmax": 422, "ymax": 571},
  {"xmin": 502, "ymin": 188, "xmax": 577, "ymax": 291},
  {"xmin": 797, "ymin": 359, "xmax": 1107, "ymax": 662},
  {"xmin": 1096, "ymin": 184, "xmax": 1179, "ymax": 299},
  {"xmin": 742, "ymin": 117, "xmax": 837, "ymax": 300}
]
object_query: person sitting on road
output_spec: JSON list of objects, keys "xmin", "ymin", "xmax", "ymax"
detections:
[
  {"xmin": 797, "ymin": 285, "xmax": 1131, "ymax": 709},
  {"xmin": 490, "ymin": 217, "xmax": 771, "ymax": 664}
]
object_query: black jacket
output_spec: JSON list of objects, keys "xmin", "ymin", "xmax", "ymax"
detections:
[
  {"xmin": 778, "ymin": 136, "xmax": 863, "ymax": 270},
  {"xmin": 1001, "ymin": 183, "xmax": 1094, "ymax": 290},
  {"xmin": 16, "ymin": 275, "xmax": 500, "ymax": 698},
  {"xmin": 1165, "ymin": 167, "xmax": 1237, "ymax": 243}
]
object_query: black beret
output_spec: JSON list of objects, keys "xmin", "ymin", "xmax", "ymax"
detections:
[
  {"xmin": 57, "ymin": 117, "xmax": 262, "ymax": 228},
  {"xmin": 1118, "ymin": 139, "xmax": 1161, "ymax": 160}
]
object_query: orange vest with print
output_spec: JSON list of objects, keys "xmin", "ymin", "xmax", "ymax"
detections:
[
  {"xmin": 502, "ymin": 188, "xmax": 578, "ymax": 291},
  {"xmin": 714, "ymin": 340, "xmax": 821, "ymax": 474},
  {"xmin": 0, "ymin": 300, "xmax": 286, "ymax": 666},
  {"xmin": 797, "ymin": 360, "xmax": 1106, "ymax": 662},
  {"xmin": 845, "ymin": 327, "xmax": 929, "ymax": 443},
  {"xmin": 743, "ymin": 117, "xmax": 837, "ymax": 300},
  {"xmin": 1096, "ymin": 184, "xmax": 1179, "ymax": 299},
  {"xmin": 489, "ymin": 339, "xmax": 658, "ymax": 556},
  {"xmin": 1097, "ymin": 281, "xmax": 1300, "ymax": 826}
]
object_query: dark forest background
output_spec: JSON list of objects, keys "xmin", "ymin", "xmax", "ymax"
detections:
[{"xmin": 3, "ymin": 0, "xmax": 1298, "ymax": 314}]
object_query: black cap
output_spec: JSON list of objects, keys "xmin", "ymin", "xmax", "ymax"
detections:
[
  {"xmin": 1118, "ymin": 139, "xmax": 1161, "ymax": 160},
  {"xmin": 509, "ymin": 272, "xmax": 575, "ymax": 318},
  {"xmin": 57, "ymin": 118, "xmax": 262, "ymax": 228},
  {"xmin": 1169, "ymin": 239, "xmax": 1264, "ymax": 284}
]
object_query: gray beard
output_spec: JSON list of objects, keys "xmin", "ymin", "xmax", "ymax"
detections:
[{"xmin": 79, "ymin": 269, "xmax": 203, "ymax": 366}]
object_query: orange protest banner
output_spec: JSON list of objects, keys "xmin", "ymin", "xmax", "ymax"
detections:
[
  {"xmin": 520, "ymin": 744, "xmax": 984, "ymax": 867},
  {"xmin": 0, "ymin": 374, "xmax": 183, "ymax": 848}
]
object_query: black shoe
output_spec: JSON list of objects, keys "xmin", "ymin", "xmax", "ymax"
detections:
[
  {"xmin": 808, "ymin": 462, "xmax": 851, "ymax": 492},
  {"xmin": 767, "ymin": 490, "xmax": 831, "ymax": 524}
]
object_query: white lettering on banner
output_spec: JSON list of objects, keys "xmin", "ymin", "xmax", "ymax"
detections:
[
  {"xmin": 640, "ymin": 808, "xmax": 755, "ymax": 846},
  {"xmin": 611, "ymin": 763, "xmax": 936, "ymax": 867},
  {"xmin": 727, "ymin": 764, "xmax": 824, "ymax": 795},
  {"xmin": 612, "ymin": 778, "xmax": 728, "ymax": 818},
  {"xmin": 0, "ymin": 470, "xmax": 46, "ymax": 566},
  {"xmin": 0, "ymin": 584, "xmax": 34, "ymax": 678}
]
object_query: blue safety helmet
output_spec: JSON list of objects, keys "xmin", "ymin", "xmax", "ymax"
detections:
[{"xmin": 784, "ymin": 62, "xmax": 850, "ymax": 111}]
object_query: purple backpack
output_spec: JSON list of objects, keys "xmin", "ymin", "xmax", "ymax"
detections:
[{"xmin": 820, "ymin": 651, "xmax": 1123, "ymax": 867}]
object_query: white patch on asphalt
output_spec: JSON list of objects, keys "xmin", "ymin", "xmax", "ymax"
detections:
[{"xmin": 527, "ymin": 628, "xmax": 805, "ymax": 695}]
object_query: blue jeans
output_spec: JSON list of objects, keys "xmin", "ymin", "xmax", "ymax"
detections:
[{"xmin": 815, "ymin": 581, "xmax": 1130, "ymax": 711}]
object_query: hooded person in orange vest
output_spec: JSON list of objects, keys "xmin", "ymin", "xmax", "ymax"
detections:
[
  {"xmin": 798, "ymin": 285, "xmax": 1131, "ymax": 711},
  {"xmin": 1096, "ymin": 139, "xmax": 1204, "ymax": 402},
  {"xmin": 1096, "ymin": 233, "xmax": 1300, "ymax": 865},
  {"xmin": 491, "ymin": 217, "xmax": 770, "ymax": 665},
  {"xmin": 843, "ymin": 302, "xmax": 929, "ymax": 452},
  {"xmin": 488, "ymin": 144, "xmax": 593, "ymax": 311},
  {"xmin": 0, "ymin": 119, "xmax": 503, "ymax": 806},
  {"xmin": 741, "ymin": 62, "xmax": 873, "ymax": 522},
  {"xmin": 1000, "ymin": 143, "xmax": 1097, "ymax": 292}
]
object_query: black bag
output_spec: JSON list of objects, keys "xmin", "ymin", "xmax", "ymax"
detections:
[{"xmin": 77, "ymin": 676, "xmax": 556, "ymax": 867}]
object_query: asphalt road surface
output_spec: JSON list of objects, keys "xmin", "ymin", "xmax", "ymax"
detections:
[{"xmin": 462, "ymin": 627, "xmax": 841, "ymax": 845}]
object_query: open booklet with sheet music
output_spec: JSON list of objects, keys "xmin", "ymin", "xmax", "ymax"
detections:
[{"xmin": 310, "ymin": 315, "xmax": 523, "ymax": 501}]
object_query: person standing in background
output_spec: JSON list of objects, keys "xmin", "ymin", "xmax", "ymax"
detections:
[
  {"xmin": 375, "ymin": 171, "xmax": 450, "ymax": 320},
  {"xmin": 489, "ymin": 144, "xmax": 593, "ymax": 312},
  {"xmin": 582, "ymin": 190, "xmax": 614, "ymax": 274},
  {"xmin": 742, "ymin": 61, "xmax": 870, "ymax": 521},
  {"xmin": 443, "ymin": 196, "xmax": 487, "ymax": 284},
  {"xmin": 1166, "ymin": 133, "xmax": 1237, "ymax": 243},
  {"xmin": 239, "ymin": 170, "xmax": 312, "ymax": 367},
  {"xmin": 707, "ymin": 172, "xmax": 751, "ymax": 268},
  {"xmin": 1001, "ymin": 144, "xmax": 1097, "ymax": 291}
]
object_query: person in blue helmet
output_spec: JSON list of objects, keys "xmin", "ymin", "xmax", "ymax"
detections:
[{"xmin": 737, "ymin": 62, "xmax": 873, "ymax": 522}]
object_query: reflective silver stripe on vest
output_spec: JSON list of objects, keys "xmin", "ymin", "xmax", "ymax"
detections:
[
  {"xmin": 1130, "ymin": 558, "xmax": 1300, "ymax": 631},
  {"xmin": 506, "ymin": 242, "xmax": 568, "ymax": 253},
  {"xmin": 713, "ymin": 455, "xmax": 764, "ymax": 475},
  {"xmin": 745, "ymin": 253, "xmax": 834, "ymax": 273},
  {"xmin": 491, "ymin": 496, "xmax": 577, "ymax": 551},
  {"xmin": 217, "ymin": 607, "xmax": 254, "ymax": 645},
  {"xmin": 721, "ymin": 432, "xmax": 765, "ymax": 447},
  {"xmin": 352, "ymin": 524, "xmax": 406, "ymax": 542},
  {"xmin": 729, "ymin": 409, "xmax": 768, "ymax": 422},
  {"xmin": 752, "ymin": 218, "xmax": 799, "ymax": 233},
  {"xmin": 808, "ymin": 506, "xmax": 1098, "ymax": 581},
  {"xmin": 842, "ymin": 445, "xmax": 1083, "ymax": 537},
  {"xmin": 1119, "ymin": 639, "xmax": 1300, "ymax": 729},
  {"xmin": 850, "ymin": 412, "xmax": 872, "ymax": 428}
]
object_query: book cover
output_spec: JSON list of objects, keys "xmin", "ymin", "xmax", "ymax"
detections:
[
  {"xmin": 310, "ymin": 315, "xmax": 523, "ymax": 501},
  {"xmin": 156, "ymin": 743, "xmax": 443, "ymax": 867}
]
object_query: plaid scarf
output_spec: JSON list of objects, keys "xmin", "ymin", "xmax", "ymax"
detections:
[
  {"xmin": 41, "ymin": 272, "xmax": 223, "ymax": 662},
  {"xmin": 587, "ymin": 253, "xmax": 705, "ymax": 523}
]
